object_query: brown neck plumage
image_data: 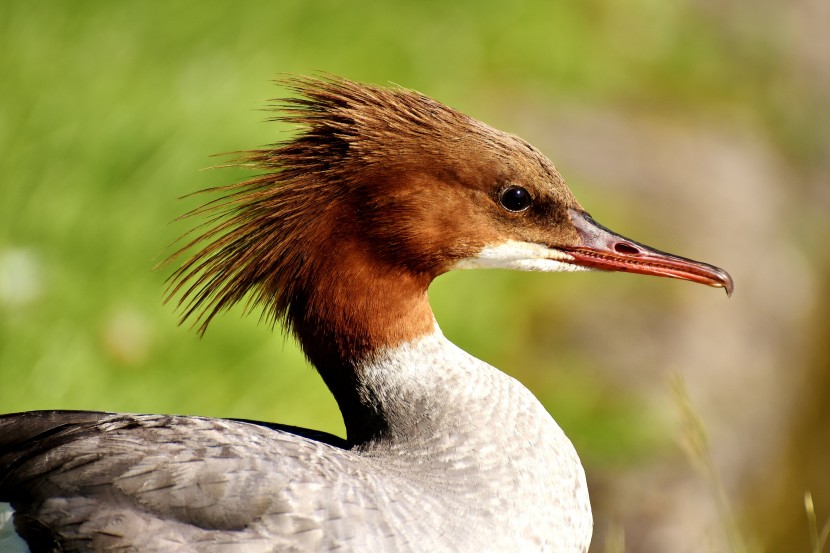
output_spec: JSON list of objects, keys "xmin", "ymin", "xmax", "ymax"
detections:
[{"xmin": 164, "ymin": 78, "xmax": 461, "ymax": 442}]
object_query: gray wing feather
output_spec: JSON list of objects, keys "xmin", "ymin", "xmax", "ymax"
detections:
[{"xmin": 0, "ymin": 411, "xmax": 401, "ymax": 552}]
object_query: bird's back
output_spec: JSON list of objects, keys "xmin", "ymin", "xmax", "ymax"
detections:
[
  {"xmin": 0, "ymin": 411, "xmax": 411, "ymax": 552},
  {"xmin": 3, "ymin": 409, "xmax": 556, "ymax": 552}
]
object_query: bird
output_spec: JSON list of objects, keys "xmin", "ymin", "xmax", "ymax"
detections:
[{"xmin": 0, "ymin": 76, "xmax": 733, "ymax": 553}]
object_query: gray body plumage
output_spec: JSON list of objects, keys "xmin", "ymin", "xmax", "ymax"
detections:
[{"xmin": 0, "ymin": 329, "xmax": 592, "ymax": 552}]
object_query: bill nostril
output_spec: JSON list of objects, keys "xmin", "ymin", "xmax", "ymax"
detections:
[{"xmin": 614, "ymin": 243, "xmax": 640, "ymax": 255}]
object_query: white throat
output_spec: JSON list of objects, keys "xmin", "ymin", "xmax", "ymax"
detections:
[
  {"xmin": 451, "ymin": 239, "xmax": 591, "ymax": 273},
  {"xmin": 355, "ymin": 325, "xmax": 593, "ymax": 552}
]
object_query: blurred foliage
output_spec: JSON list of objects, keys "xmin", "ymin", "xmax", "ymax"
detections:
[{"xmin": 0, "ymin": 2, "xmax": 825, "ymax": 550}]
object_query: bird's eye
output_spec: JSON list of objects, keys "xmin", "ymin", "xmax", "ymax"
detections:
[{"xmin": 499, "ymin": 186, "xmax": 532, "ymax": 212}]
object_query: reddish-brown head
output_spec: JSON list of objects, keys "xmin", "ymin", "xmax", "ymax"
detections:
[{"xmin": 165, "ymin": 77, "xmax": 732, "ymax": 365}]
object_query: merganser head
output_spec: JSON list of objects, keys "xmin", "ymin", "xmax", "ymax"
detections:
[{"xmin": 166, "ymin": 76, "xmax": 732, "ymax": 348}]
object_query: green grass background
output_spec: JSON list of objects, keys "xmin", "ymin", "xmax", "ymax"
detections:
[{"xmin": 1, "ymin": 2, "xmax": 825, "ymax": 551}]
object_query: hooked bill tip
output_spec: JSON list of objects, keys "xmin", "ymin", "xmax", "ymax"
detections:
[{"xmin": 716, "ymin": 268, "xmax": 735, "ymax": 298}]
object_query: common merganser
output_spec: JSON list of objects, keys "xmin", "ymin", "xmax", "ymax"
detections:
[{"xmin": 0, "ymin": 77, "xmax": 733, "ymax": 553}]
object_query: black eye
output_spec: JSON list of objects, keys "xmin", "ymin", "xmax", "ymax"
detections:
[{"xmin": 499, "ymin": 186, "xmax": 532, "ymax": 212}]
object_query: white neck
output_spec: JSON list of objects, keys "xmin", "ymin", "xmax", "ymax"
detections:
[{"xmin": 354, "ymin": 325, "xmax": 593, "ymax": 552}]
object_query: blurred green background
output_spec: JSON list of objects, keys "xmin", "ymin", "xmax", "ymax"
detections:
[{"xmin": 1, "ymin": 1, "xmax": 828, "ymax": 552}]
